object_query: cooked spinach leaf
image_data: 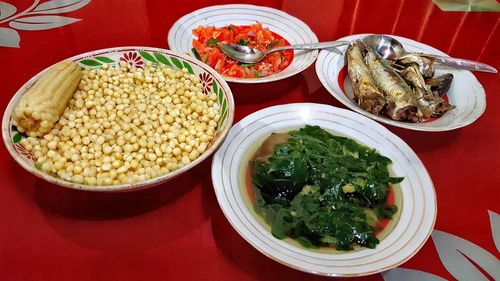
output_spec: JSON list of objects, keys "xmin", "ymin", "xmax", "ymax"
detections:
[{"xmin": 251, "ymin": 125, "xmax": 402, "ymax": 250}]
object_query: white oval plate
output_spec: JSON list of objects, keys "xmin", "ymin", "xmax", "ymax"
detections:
[
  {"xmin": 315, "ymin": 34, "xmax": 486, "ymax": 131},
  {"xmin": 168, "ymin": 4, "xmax": 318, "ymax": 83},
  {"xmin": 211, "ymin": 103, "xmax": 436, "ymax": 277}
]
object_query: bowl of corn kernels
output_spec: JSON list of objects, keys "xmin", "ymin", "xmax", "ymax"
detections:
[{"xmin": 2, "ymin": 47, "xmax": 235, "ymax": 191}]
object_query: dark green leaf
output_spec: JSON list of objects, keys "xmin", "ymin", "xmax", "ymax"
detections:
[
  {"xmin": 249, "ymin": 125, "xmax": 402, "ymax": 250},
  {"xmin": 94, "ymin": 56, "xmax": 114, "ymax": 63},
  {"xmin": 213, "ymin": 82, "xmax": 221, "ymax": 104},
  {"xmin": 191, "ymin": 48, "xmax": 201, "ymax": 60},
  {"xmin": 170, "ymin": 57, "xmax": 183, "ymax": 69},
  {"xmin": 221, "ymin": 97, "xmax": 227, "ymax": 119},
  {"xmin": 217, "ymin": 87, "xmax": 224, "ymax": 107},
  {"xmin": 374, "ymin": 204, "xmax": 398, "ymax": 219},
  {"xmin": 182, "ymin": 61, "xmax": 194, "ymax": 74},
  {"xmin": 270, "ymin": 209, "xmax": 293, "ymax": 239},
  {"xmin": 79, "ymin": 59, "xmax": 101, "ymax": 67},
  {"xmin": 218, "ymin": 87, "xmax": 227, "ymax": 126},
  {"xmin": 237, "ymin": 38, "xmax": 250, "ymax": 46},
  {"xmin": 139, "ymin": 51, "xmax": 158, "ymax": 63},
  {"xmin": 297, "ymin": 236, "xmax": 319, "ymax": 249},
  {"xmin": 11, "ymin": 124, "xmax": 17, "ymax": 131},
  {"xmin": 218, "ymin": 106, "xmax": 227, "ymax": 129},
  {"xmin": 154, "ymin": 53, "xmax": 172, "ymax": 66},
  {"xmin": 389, "ymin": 177, "xmax": 404, "ymax": 184},
  {"xmin": 13, "ymin": 133, "xmax": 22, "ymax": 143},
  {"xmin": 207, "ymin": 38, "xmax": 218, "ymax": 47}
]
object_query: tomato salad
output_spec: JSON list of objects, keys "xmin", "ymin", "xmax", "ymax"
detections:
[{"xmin": 192, "ymin": 23, "xmax": 294, "ymax": 78}]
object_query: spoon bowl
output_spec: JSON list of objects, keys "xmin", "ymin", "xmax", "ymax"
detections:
[
  {"xmin": 220, "ymin": 44, "xmax": 266, "ymax": 64},
  {"xmin": 361, "ymin": 35, "xmax": 406, "ymax": 60}
]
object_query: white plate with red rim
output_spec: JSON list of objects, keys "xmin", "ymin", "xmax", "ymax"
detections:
[
  {"xmin": 211, "ymin": 103, "xmax": 436, "ymax": 277},
  {"xmin": 315, "ymin": 34, "xmax": 486, "ymax": 131},
  {"xmin": 168, "ymin": 4, "xmax": 319, "ymax": 83}
]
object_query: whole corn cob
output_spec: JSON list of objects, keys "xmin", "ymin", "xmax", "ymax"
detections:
[{"xmin": 12, "ymin": 61, "xmax": 82, "ymax": 137}]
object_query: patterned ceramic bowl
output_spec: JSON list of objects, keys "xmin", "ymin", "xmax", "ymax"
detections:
[
  {"xmin": 168, "ymin": 4, "xmax": 319, "ymax": 83},
  {"xmin": 2, "ymin": 47, "xmax": 235, "ymax": 192}
]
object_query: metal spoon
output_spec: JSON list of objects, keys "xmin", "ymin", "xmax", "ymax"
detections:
[
  {"xmin": 220, "ymin": 41, "xmax": 349, "ymax": 64},
  {"xmin": 362, "ymin": 34, "xmax": 497, "ymax": 73}
]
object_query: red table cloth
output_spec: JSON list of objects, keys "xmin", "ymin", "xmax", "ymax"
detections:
[{"xmin": 0, "ymin": 0, "xmax": 499, "ymax": 280}]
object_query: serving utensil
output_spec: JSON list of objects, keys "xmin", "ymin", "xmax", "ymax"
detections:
[
  {"xmin": 221, "ymin": 41, "xmax": 349, "ymax": 64},
  {"xmin": 362, "ymin": 34, "xmax": 497, "ymax": 73}
]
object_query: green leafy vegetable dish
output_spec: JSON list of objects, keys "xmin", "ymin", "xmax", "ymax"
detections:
[{"xmin": 250, "ymin": 125, "xmax": 403, "ymax": 251}]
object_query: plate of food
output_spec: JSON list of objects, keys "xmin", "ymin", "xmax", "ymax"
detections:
[
  {"xmin": 2, "ymin": 47, "xmax": 234, "ymax": 191},
  {"xmin": 315, "ymin": 34, "xmax": 486, "ymax": 131},
  {"xmin": 211, "ymin": 103, "xmax": 436, "ymax": 276},
  {"xmin": 168, "ymin": 4, "xmax": 318, "ymax": 83}
]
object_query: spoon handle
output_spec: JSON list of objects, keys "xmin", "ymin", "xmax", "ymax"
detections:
[
  {"xmin": 424, "ymin": 54, "xmax": 497, "ymax": 73},
  {"xmin": 270, "ymin": 41, "xmax": 350, "ymax": 53}
]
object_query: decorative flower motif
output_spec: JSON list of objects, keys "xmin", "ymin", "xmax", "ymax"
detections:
[
  {"xmin": 14, "ymin": 143, "xmax": 36, "ymax": 163},
  {"xmin": 0, "ymin": 0, "xmax": 91, "ymax": 48},
  {"xmin": 199, "ymin": 72, "xmax": 213, "ymax": 95},
  {"xmin": 120, "ymin": 52, "xmax": 144, "ymax": 68}
]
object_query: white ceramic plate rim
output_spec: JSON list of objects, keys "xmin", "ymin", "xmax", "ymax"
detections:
[
  {"xmin": 168, "ymin": 4, "xmax": 319, "ymax": 84},
  {"xmin": 2, "ymin": 46, "xmax": 235, "ymax": 192},
  {"xmin": 315, "ymin": 33, "xmax": 486, "ymax": 131},
  {"xmin": 211, "ymin": 103, "xmax": 437, "ymax": 276}
]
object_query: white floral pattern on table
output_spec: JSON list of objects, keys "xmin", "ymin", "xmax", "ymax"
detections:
[
  {"xmin": 489, "ymin": 210, "xmax": 500, "ymax": 252},
  {"xmin": 382, "ymin": 268, "xmax": 448, "ymax": 281},
  {"xmin": 383, "ymin": 211, "xmax": 500, "ymax": 281},
  {"xmin": 0, "ymin": 0, "xmax": 90, "ymax": 48}
]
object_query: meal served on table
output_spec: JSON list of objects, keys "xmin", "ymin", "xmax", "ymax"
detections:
[
  {"xmin": 250, "ymin": 125, "xmax": 402, "ymax": 250},
  {"xmin": 346, "ymin": 40, "xmax": 454, "ymax": 122},
  {"xmin": 12, "ymin": 60, "xmax": 221, "ymax": 185},
  {"xmin": 192, "ymin": 23, "xmax": 293, "ymax": 78}
]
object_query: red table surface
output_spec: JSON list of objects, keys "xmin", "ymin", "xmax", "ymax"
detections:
[{"xmin": 1, "ymin": 1, "xmax": 499, "ymax": 280}]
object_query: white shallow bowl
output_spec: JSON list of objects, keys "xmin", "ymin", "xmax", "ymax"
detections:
[
  {"xmin": 315, "ymin": 34, "xmax": 486, "ymax": 131},
  {"xmin": 168, "ymin": 4, "xmax": 318, "ymax": 83},
  {"xmin": 2, "ymin": 47, "xmax": 234, "ymax": 192},
  {"xmin": 211, "ymin": 103, "xmax": 436, "ymax": 277}
]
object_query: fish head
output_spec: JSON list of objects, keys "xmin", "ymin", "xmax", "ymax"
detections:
[{"xmin": 427, "ymin": 73, "xmax": 454, "ymax": 97}]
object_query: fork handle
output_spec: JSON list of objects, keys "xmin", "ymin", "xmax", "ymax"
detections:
[
  {"xmin": 269, "ymin": 41, "xmax": 350, "ymax": 53},
  {"xmin": 418, "ymin": 53, "xmax": 497, "ymax": 73}
]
